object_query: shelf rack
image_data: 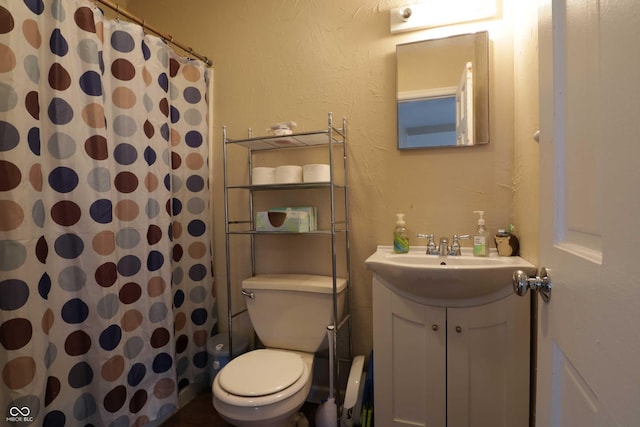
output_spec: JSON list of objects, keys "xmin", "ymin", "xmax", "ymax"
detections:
[{"xmin": 222, "ymin": 113, "xmax": 352, "ymax": 407}]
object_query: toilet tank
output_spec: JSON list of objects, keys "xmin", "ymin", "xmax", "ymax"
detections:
[{"xmin": 242, "ymin": 274, "xmax": 347, "ymax": 353}]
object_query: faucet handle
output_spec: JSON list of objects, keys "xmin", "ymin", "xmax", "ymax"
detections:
[
  {"xmin": 453, "ymin": 234, "xmax": 471, "ymax": 241},
  {"xmin": 449, "ymin": 234, "xmax": 471, "ymax": 256},
  {"xmin": 417, "ymin": 233, "xmax": 433, "ymax": 239},
  {"xmin": 417, "ymin": 233, "xmax": 437, "ymax": 254}
]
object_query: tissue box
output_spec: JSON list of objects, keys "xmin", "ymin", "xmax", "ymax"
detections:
[
  {"xmin": 269, "ymin": 207, "xmax": 317, "ymax": 231},
  {"xmin": 256, "ymin": 209, "xmax": 311, "ymax": 232}
]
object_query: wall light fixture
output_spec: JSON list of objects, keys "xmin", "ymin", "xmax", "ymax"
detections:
[{"xmin": 390, "ymin": 0, "xmax": 500, "ymax": 34}]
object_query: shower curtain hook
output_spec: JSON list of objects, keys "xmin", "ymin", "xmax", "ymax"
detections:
[
  {"xmin": 115, "ymin": 4, "xmax": 120, "ymax": 22},
  {"xmin": 141, "ymin": 19, "xmax": 146, "ymax": 35},
  {"xmin": 188, "ymin": 48, "xmax": 193, "ymax": 60}
]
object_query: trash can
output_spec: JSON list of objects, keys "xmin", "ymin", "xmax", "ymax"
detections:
[{"xmin": 207, "ymin": 333, "xmax": 249, "ymax": 383}]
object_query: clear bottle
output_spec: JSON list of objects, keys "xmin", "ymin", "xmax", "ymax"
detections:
[
  {"xmin": 473, "ymin": 210, "xmax": 489, "ymax": 257},
  {"xmin": 393, "ymin": 213, "xmax": 409, "ymax": 254}
]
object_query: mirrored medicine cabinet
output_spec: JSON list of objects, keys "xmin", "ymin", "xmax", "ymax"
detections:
[{"xmin": 396, "ymin": 31, "xmax": 489, "ymax": 149}]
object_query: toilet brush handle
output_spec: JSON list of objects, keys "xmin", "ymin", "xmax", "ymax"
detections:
[{"xmin": 327, "ymin": 325, "xmax": 335, "ymax": 399}]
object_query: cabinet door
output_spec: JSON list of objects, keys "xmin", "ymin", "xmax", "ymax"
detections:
[
  {"xmin": 447, "ymin": 294, "xmax": 530, "ymax": 427},
  {"xmin": 372, "ymin": 277, "xmax": 446, "ymax": 427}
]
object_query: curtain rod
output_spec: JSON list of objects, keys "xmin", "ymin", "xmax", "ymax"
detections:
[{"xmin": 94, "ymin": 0, "xmax": 212, "ymax": 67}]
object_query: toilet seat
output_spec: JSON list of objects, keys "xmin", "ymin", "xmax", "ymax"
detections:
[
  {"xmin": 213, "ymin": 349, "xmax": 312, "ymax": 408},
  {"xmin": 218, "ymin": 349, "xmax": 304, "ymax": 397}
]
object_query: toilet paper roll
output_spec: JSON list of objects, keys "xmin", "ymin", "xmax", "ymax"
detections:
[
  {"xmin": 303, "ymin": 164, "xmax": 330, "ymax": 183},
  {"xmin": 252, "ymin": 167, "xmax": 276, "ymax": 185},
  {"xmin": 275, "ymin": 165, "xmax": 303, "ymax": 184}
]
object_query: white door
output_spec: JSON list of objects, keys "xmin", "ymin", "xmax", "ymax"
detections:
[{"xmin": 537, "ymin": 0, "xmax": 640, "ymax": 425}]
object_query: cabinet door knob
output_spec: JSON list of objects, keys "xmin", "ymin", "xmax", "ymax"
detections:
[
  {"xmin": 455, "ymin": 325, "xmax": 462, "ymax": 333},
  {"xmin": 432, "ymin": 324, "xmax": 438, "ymax": 331}
]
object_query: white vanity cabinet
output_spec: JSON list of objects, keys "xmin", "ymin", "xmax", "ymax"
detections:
[{"xmin": 372, "ymin": 275, "xmax": 530, "ymax": 427}]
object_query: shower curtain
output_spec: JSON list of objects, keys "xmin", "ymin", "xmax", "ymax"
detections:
[{"xmin": 0, "ymin": 1, "xmax": 215, "ymax": 425}]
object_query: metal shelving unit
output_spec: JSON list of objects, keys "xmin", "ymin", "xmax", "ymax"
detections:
[{"xmin": 222, "ymin": 112, "xmax": 351, "ymax": 405}]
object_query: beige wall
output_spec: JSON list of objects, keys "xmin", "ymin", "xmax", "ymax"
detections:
[
  {"xmin": 124, "ymin": 0, "xmax": 538, "ymax": 358},
  {"xmin": 512, "ymin": 1, "xmax": 540, "ymax": 264}
]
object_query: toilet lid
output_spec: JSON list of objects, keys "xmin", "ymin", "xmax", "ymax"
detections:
[{"xmin": 218, "ymin": 349, "xmax": 305, "ymax": 397}]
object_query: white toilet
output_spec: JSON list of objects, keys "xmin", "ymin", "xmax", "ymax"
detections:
[{"xmin": 212, "ymin": 273, "xmax": 347, "ymax": 427}]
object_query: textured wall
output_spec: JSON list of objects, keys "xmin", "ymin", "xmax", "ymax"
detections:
[
  {"xmin": 125, "ymin": 0, "xmax": 529, "ymax": 358},
  {"xmin": 513, "ymin": 1, "xmax": 540, "ymax": 264}
]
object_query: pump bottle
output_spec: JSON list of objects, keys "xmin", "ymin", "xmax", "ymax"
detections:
[
  {"xmin": 473, "ymin": 210, "xmax": 489, "ymax": 257},
  {"xmin": 393, "ymin": 214, "xmax": 409, "ymax": 254}
]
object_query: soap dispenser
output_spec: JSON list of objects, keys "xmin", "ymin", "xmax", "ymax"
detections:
[
  {"xmin": 473, "ymin": 210, "xmax": 489, "ymax": 257},
  {"xmin": 393, "ymin": 213, "xmax": 409, "ymax": 254}
]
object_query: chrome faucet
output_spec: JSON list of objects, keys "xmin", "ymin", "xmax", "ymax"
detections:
[
  {"xmin": 417, "ymin": 233, "xmax": 470, "ymax": 256},
  {"xmin": 438, "ymin": 237, "xmax": 449, "ymax": 256},
  {"xmin": 449, "ymin": 234, "xmax": 470, "ymax": 256},
  {"xmin": 416, "ymin": 233, "xmax": 437, "ymax": 254}
]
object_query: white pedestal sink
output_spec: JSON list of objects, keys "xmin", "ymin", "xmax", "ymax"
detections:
[{"xmin": 365, "ymin": 245, "xmax": 537, "ymax": 306}]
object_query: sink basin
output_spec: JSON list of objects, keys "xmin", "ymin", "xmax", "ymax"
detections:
[{"xmin": 365, "ymin": 246, "xmax": 537, "ymax": 305}]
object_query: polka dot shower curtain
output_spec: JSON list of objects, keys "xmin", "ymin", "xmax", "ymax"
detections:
[{"xmin": 0, "ymin": 1, "xmax": 215, "ymax": 425}]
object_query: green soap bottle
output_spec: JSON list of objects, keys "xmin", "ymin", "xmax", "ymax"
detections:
[{"xmin": 393, "ymin": 213, "xmax": 410, "ymax": 254}]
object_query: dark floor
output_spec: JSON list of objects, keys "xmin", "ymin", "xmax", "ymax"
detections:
[
  {"xmin": 161, "ymin": 392, "xmax": 318, "ymax": 427},
  {"xmin": 161, "ymin": 392, "xmax": 229, "ymax": 426}
]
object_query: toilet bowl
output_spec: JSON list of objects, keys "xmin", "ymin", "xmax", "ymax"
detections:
[{"xmin": 212, "ymin": 349, "xmax": 313, "ymax": 427}]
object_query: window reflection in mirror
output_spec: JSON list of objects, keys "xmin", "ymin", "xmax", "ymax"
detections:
[{"xmin": 396, "ymin": 31, "xmax": 489, "ymax": 149}]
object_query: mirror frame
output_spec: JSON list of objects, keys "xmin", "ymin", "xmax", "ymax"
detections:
[{"xmin": 396, "ymin": 31, "xmax": 489, "ymax": 149}]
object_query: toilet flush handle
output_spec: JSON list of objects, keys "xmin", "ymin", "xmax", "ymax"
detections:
[{"xmin": 241, "ymin": 289, "xmax": 255, "ymax": 299}]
